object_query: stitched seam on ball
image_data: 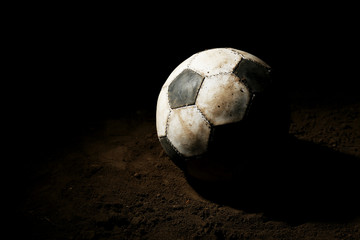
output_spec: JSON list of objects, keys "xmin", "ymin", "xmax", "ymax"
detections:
[
  {"xmin": 233, "ymin": 59, "xmax": 254, "ymax": 94},
  {"xmin": 200, "ymin": 72, "xmax": 247, "ymax": 90},
  {"xmin": 194, "ymin": 51, "xmax": 240, "ymax": 78},
  {"xmin": 171, "ymin": 104, "xmax": 198, "ymax": 110},
  {"xmin": 239, "ymin": 78, "xmax": 253, "ymax": 95},
  {"xmin": 238, "ymin": 52, "xmax": 271, "ymax": 70},
  {"xmin": 165, "ymin": 108, "xmax": 172, "ymax": 136},
  {"xmin": 187, "ymin": 53, "xmax": 204, "ymax": 79},
  {"xmin": 194, "ymin": 106, "xmax": 212, "ymax": 155},
  {"xmin": 195, "ymin": 105, "xmax": 212, "ymax": 129},
  {"xmin": 165, "ymin": 134, "xmax": 184, "ymax": 158},
  {"xmin": 165, "ymin": 86, "xmax": 171, "ymax": 109},
  {"xmin": 164, "ymin": 85, "xmax": 172, "ymax": 136},
  {"xmin": 226, "ymin": 48, "xmax": 243, "ymax": 67},
  {"xmin": 193, "ymin": 75, "xmax": 206, "ymax": 106},
  {"xmin": 229, "ymin": 72, "xmax": 252, "ymax": 96},
  {"xmin": 205, "ymin": 71, "xmax": 233, "ymax": 79}
]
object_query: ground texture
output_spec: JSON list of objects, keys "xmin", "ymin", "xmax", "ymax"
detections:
[{"xmin": 15, "ymin": 97, "xmax": 360, "ymax": 240}]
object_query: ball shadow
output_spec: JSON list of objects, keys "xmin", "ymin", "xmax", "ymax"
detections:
[{"xmin": 186, "ymin": 135, "xmax": 360, "ymax": 224}]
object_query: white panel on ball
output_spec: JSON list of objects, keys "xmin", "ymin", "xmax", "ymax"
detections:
[
  {"xmin": 196, "ymin": 73, "xmax": 251, "ymax": 126},
  {"xmin": 156, "ymin": 87, "xmax": 171, "ymax": 137},
  {"xmin": 167, "ymin": 106, "xmax": 211, "ymax": 157},
  {"xmin": 229, "ymin": 48, "xmax": 270, "ymax": 68},
  {"xmin": 189, "ymin": 48, "xmax": 241, "ymax": 77}
]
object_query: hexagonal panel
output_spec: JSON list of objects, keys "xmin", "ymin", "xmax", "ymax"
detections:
[
  {"xmin": 168, "ymin": 69, "xmax": 204, "ymax": 109},
  {"xmin": 189, "ymin": 48, "xmax": 241, "ymax": 77},
  {"xmin": 167, "ymin": 106, "xmax": 211, "ymax": 157},
  {"xmin": 156, "ymin": 87, "xmax": 171, "ymax": 137},
  {"xmin": 196, "ymin": 73, "xmax": 251, "ymax": 126}
]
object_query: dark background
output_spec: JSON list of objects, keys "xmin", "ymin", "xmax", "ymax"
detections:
[
  {"xmin": 13, "ymin": 4, "xmax": 359, "ymax": 158},
  {"xmin": 7, "ymin": 4, "xmax": 360, "ymax": 239}
]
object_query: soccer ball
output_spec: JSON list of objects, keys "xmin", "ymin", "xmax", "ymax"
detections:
[{"xmin": 156, "ymin": 48, "xmax": 281, "ymax": 181}]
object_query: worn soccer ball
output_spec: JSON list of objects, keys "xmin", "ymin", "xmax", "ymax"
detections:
[{"xmin": 156, "ymin": 48, "xmax": 280, "ymax": 180}]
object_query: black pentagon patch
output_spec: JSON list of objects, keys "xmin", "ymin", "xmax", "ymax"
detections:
[
  {"xmin": 168, "ymin": 69, "xmax": 204, "ymax": 109},
  {"xmin": 234, "ymin": 59, "xmax": 271, "ymax": 93}
]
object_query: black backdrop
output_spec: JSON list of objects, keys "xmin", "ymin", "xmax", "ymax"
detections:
[
  {"xmin": 6, "ymin": 6, "xmax": 360, "ymax": 237},
  {"xmin": 16, "ymin": 5, "xmax": 359, "ymax": 151}
]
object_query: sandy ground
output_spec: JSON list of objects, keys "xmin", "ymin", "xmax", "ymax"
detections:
[{"xmin": 13, "ymin": 96, "xmax": 360, "ymax": 240}]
